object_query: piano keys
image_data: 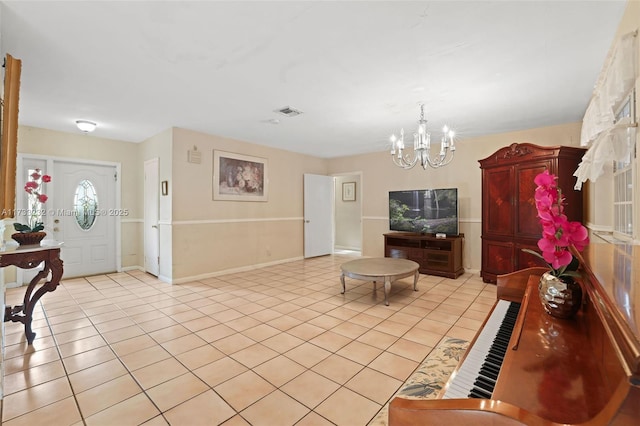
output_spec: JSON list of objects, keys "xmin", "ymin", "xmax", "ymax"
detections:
[
  {"xmin": 442, "ymin": 300, "xmax": 520, "ymax": 399},
  {"xmin": 389, "ymin": 244, "xmax": 640, "ymax": 425}
]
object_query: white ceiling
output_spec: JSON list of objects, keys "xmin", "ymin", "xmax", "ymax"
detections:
[{"xmin": 0, "ymin": 1, "xmax": 628, "ymax": 158}]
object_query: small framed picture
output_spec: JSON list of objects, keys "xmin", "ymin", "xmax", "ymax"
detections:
[{"xmin": 342, "ymin": 182, "xmax": 356, "ymax": 201}]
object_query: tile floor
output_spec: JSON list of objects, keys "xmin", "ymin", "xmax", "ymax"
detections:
[{"xmin": 1, "ymin": 253, "xmax": 496, "ymax": 425}]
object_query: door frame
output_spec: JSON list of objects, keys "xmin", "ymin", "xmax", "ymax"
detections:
[
  {"xmin": 331, "ymin": 171, "xmax": 363, "ymax": 253},
  {"xmin": 16, "ymin": 154, "xmax": 122, "ymax": 278}
]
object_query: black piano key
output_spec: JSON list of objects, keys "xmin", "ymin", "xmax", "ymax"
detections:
[
  {"xmin": 481, "ymin": 364, "xmax": 500, "ymax": 379},
  {"xmin": 469, "ymin": 389, "xmax": 491, "ymax": 399},
  {"xmin": 476, "ymin": 375, "xmax": 496, "ymax": 387},
  {"xmin": 469, "ymin": 386, "xmax": 492, "ymax": 399}
]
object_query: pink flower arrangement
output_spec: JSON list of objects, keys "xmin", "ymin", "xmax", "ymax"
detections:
[
  {"xmin": 14, "ymin": 169, "xmax": 52, "ymax": 233},
  {"xmin": 523, "ymin": 170, "xmax": 589, "ymax": 278}
]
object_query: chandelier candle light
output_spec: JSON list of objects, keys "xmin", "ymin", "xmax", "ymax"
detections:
[{"xmin": 390, "ymin": 104, "xmax": 456, "ymax": 169}]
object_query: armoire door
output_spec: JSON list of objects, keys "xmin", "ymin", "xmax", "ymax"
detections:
[
  {"xmin": 515, "ymin": 161, "xmax": 551, "ymax": 238},
  {"xmin": 482, "ymin": 165, "xmax": 514, "ymax": 237}
]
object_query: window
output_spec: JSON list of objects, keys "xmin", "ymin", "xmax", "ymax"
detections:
[
  {"xmin": 74, "ymin": 179, "xmax": 99, "ymax": 230},
  {"xmin": 613, "ymin": 89, "xmax": 636, "ymax": 238}
]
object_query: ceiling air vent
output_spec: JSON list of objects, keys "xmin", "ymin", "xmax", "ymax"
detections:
[{"xmin": 275, "ymin": 106, "xmax": 303, "ymax": 117}]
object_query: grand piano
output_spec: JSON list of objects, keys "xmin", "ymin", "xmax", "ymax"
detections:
[{"xmin": 389, "ymin": 242, "xmax": 640, "ymax": 425}]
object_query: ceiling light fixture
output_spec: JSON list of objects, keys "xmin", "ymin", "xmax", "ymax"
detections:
[
  {"xmin": 390, "ymin": 104, "xmax": 455, "ymax": 169},
  {"xmin": 75, "ymin": 120, "xmax": 97, "ymax": 133}
]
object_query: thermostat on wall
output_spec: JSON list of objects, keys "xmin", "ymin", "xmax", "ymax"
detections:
[{"xmin": 436, "ymin": 233, "xmax": 446, "ymax": 239}]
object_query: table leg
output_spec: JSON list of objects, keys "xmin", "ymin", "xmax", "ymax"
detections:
[
  {"xmin": 340, "ymin": 273, "xmax": 346, "ymax": 294},
  {"xmin": 3, "ymin": 252, "xmax": 63, "ymax": 345},
  {"xmin": 384, "ymin": 277, "xmax": 391, "ymax": 306},
  {"xmin": 413, "ymin": 270, "xmax": 419, "ymax": 291}
]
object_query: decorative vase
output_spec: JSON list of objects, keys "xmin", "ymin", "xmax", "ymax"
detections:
[
  {"xmin": 538, "ymin": 271, "xmax": 582, "ymax": 319},
  {"xmin": 11, "ymin": 232, "xmax": 47, "ymax": 247}
]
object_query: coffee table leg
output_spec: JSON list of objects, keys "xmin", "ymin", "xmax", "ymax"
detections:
[
  {"xmin": 413, "ymin": 270, "xmax": 419, "ymax": 291},
  {"xmin": 340, "ymin": 273, "xmax": 346, "ymax": 294},
  {"xmin": 384, "ymin": 278, "xmax": 391, "ymax": 306}
]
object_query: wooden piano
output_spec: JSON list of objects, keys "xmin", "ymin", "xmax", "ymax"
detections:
[{"xmin": 389, "ymin": 243, "xmax": 640, "ymax": 425}]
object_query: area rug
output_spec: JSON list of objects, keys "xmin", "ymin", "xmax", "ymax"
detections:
[{"xmin": 368, "ymin": 337, "xmax": 469, "ymax": 426}]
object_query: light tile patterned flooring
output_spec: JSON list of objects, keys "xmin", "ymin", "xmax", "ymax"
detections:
[{"xmin": 1, "ymin": 253, "xmax": 496, "ymax": 425}]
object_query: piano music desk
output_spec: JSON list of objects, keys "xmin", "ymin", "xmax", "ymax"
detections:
[
  {"xmin": 340, "ymin": 258, "xmax": 419, "ymax": 306},
  {"xmin": 1, "ymin": 245, "xmax": 64, "ymax": 344}
]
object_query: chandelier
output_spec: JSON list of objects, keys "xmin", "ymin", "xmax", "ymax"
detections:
[{"xmin": 390, "ymin": 104, "xmax": 456, "ymax": 169}]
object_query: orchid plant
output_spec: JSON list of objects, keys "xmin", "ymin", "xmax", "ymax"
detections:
[
  {"xmin": 13, "ymin": 169, "xmax": 51, "ymax": 233},
  {"xmin": 522, "ymin": 170, "xmax": 589, "ymax": 279}
]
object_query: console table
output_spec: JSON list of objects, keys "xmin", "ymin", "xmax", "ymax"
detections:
[
  {"xmin": 1, "ymin": 245, "xmax": 64, "ymax": 344},
  {"xmin": 384, "ymin": 233, "xmax": 464, "ymax": 278}
]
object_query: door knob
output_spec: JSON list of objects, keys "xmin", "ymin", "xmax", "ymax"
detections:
[
  {"xmin": 305, "ymin": 220, "xmax": 310, "ymax": 223},
  {"xmin": 152, "ymin": 225, "xmax": 158, "ymax": 229},
  {"xmin": 54, "ymin": 219, "xmax": 60, "ymax": 224}
]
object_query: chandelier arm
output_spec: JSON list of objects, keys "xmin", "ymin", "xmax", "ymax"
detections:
[
  {"xmin": 392, "ymin": 151, "xmax": 419, "ymax": 169},
  {"xmin": 421, "ymin": 149, "xmax": 455, "ymax": 169}
]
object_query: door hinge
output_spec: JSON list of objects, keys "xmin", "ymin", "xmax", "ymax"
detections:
[{"xmin": 114, "ymin": 172, "xmax": 118, "ymax": 182}]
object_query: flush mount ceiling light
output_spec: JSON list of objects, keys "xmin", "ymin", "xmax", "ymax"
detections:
[{"xmin": 75, "ymin": 120, "xmax": 97, "ymax": 133}]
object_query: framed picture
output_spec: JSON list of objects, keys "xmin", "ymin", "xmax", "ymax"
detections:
[
  {"xmin": 342, "ymin": 182, "xmax": 356, "ymax": 201},
  {"xmin": 213, "ymin": 150, "xmax": 268, "ymax": 201}
]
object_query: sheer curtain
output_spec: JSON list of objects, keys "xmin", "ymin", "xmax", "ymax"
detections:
[{"xmin": 574, "ymin": 31, "xmax": 638, "ymax": 190}]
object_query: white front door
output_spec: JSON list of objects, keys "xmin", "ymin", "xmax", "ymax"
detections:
[
  {"xmin": 303, "ymin": 173, "xmax": 334, "ymax": 258},
  {"xmin": 144, "ymin": 158, "xmax": 160, "ymax": 276},
  {"xmin": 52, "ymin": 161, "xmax": 117, "ymax": 278}
]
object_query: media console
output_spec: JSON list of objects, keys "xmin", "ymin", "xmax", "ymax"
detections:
[{"xmin": 384, "ymin": 232, "xmax": 464, "ymax": 279}]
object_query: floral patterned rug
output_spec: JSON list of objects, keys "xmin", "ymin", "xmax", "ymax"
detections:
[{"xmin": 368, "ymin": 337, "xmax": 469, "ymax": 426}]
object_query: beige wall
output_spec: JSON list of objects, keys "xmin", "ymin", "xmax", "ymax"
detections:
[
  {"xmin": 168, "ymin": 127, "xmax": 328, "ymax": 281},
  {"xmin": 327, "ymin": 122, "xmax": 583, "ymax": 272}
]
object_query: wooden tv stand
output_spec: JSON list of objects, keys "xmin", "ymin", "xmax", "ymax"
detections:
[{"xmin": 384, "ymin": 233, "xmax": 464, "ymax": 279}]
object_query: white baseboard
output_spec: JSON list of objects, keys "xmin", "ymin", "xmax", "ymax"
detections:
[{"xmin": 161, "ymin": 256, "xmax": 305, "ymax": 284}]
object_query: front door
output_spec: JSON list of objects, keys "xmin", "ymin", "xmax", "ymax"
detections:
[{"xmin": 52, "ymin": 161, "xmax": 118, "ymax": 278}]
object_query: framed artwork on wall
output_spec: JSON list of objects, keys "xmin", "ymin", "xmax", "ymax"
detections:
[
  {"xmin": 213, "ymin": 150, "xmax": 268, "ymax": 201},
  {"xmin": 342, "ymin": 182, "xmax": 356, "ymax": 201}
]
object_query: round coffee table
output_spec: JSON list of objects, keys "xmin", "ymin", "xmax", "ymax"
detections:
[{"xmin": 340, "ymin": 258, "xmax": 420, "ymax": 306}]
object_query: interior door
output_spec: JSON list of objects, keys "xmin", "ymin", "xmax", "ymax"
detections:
[
  {"xmin": 52, "ymin": 161, "xmax": 117, "ymax": 278},
  {"xmin": 303, "ymin": 173, "xmax": 334, "ymax": 258},
  {"xmin": 144, "ymin": 158, "xmax": 160, "ymax": 276}
]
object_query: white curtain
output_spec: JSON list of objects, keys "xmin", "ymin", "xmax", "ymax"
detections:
[
  {"xmin": 575, "ymin": 30, "xmax": 638, "ymax": 190},
  {"xmin": 574, "ymin": 117, "xmax": 637, "ymax": 189}
]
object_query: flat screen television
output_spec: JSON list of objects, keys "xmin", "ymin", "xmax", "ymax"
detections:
[{"xmin": 389, "ymin": 188, "xmax": 459, "ymax": 235}]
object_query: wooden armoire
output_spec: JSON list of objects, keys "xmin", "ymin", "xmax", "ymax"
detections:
[{"xmin": 479, "ymin": 143, "xmax": 586, "ymax": 283}]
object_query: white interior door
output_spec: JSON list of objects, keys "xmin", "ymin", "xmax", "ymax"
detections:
[
  {"xmin": 144, "ymin": 158, "xmax": 160, "ymax": 276},
  {"xmin": 53, "ymin": 161, "xmax": 117, "ymax": 278},
  {"xmin": 304, "ymin": 173, "xmax": 334, "ymax": 258}
]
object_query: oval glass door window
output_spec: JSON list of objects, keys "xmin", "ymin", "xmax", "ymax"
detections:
[{"xmin": 74, "ymin": 179, "xmax": 99, "ymax": 230}]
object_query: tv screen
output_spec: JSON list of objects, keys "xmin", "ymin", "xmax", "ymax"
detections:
[{"xmin": 389, "ymin": 188, "xmax": 459, "ymax": 235}]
